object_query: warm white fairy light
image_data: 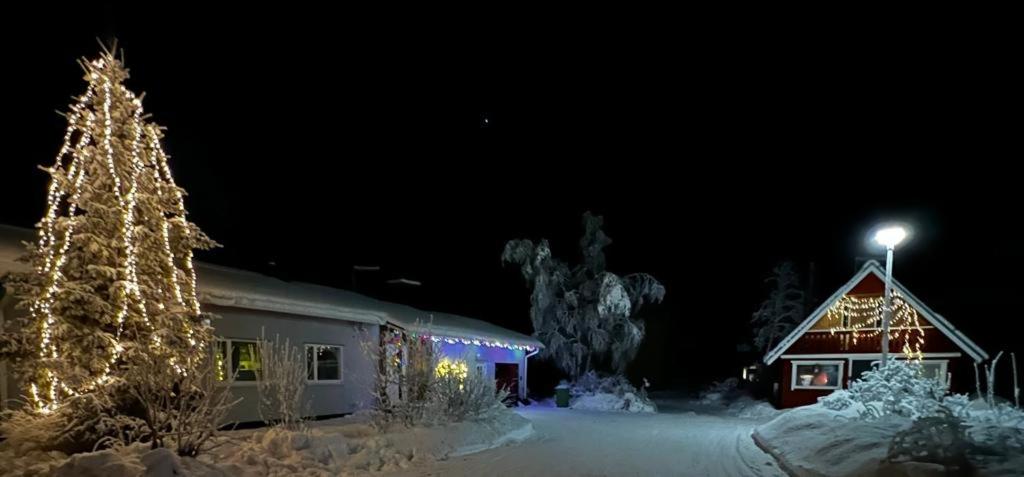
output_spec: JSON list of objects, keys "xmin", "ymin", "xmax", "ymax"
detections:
[
  {"xmin": 26, "ymin": 53, "xmax": 206, "ymax": 412},
  {"xmin": 823, "ymin": 291, "xmax": 924, "ymax": 360}
]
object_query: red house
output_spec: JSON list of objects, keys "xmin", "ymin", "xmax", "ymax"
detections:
[{"xmin": 763, "ymin": 261, "xmax": 988, "ymax": 408}]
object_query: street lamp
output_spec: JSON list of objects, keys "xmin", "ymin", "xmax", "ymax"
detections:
[{"xmin": 874, "ymin": 226, "xmax": 907, "ymax": 367}]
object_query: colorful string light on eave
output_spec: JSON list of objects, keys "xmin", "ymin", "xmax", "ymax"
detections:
[
  {"xmin": 426, "ymin": 334, "xmax": 536, "ymax": 352},
  {"xmin": 820, "ymin": 291, "xmax": 925, "ymax": 360},
  {"xmin": 28, "ymin": 54, "xmax": 203, "ymax": 413}
]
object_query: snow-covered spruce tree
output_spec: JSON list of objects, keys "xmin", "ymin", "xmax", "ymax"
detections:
[
  {"xmin": 502, "ymin": 212, "xmax": 665, "ymax": 379},
  {"xmin": 0, "ymin": 49, "xmax": 215, "ymax": 446},
  {"xmin": 751, "ymin": 262, "xmax": 804, "ymax": 353}
]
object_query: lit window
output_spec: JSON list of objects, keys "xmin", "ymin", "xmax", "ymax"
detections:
[
  {"xmin": 306, "ymin": 344, "xmax": 342, "ymax": 383},
  {"xmin": 215, "ymin": 339, "xmax": 261, "ymax": 382},
  {"xmin": 791, "ymin": 361, "xmax": 843, "ymax": 390}
]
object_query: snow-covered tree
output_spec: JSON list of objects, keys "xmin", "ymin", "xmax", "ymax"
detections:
[
  {"xmin": 503, "ymin": 212, "xmax": 665, "ymax": 379},
  {"xmin": 751, "ymin": 262, "xmax": 804, "ymax": 353},
  {"xmin": 0, "ymin": 49, "xmax": 216, "ymax": 418}
]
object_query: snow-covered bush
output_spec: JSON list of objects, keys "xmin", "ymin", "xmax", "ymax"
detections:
[
  {"xmin": 431, "ymin": 361, "xmax": 510, "ymax": 422},
  {"xmin": 115, "ymin": 349, "xmax": 239, "ymax": 456},
  {"xmin": 886, "ymin": 407, "xmax": 974, "ymax": 471},
  {"xmin": 257, "ymin": 331, "xmax": 308, "ymax": 430},
  {"xmin": 849, "ymin": 360, "xmax": 964, "ymax": 420},
  {"xmin": 567, "ymin": 371, "xmax": 655, "ymax": 413},
  {"xmin": 365, "ymin": 332, "xmax": 511, "ymax": 428},
  {"xmin": 818, "ymin": 389, "xmax": 855, "ymax": 411}
]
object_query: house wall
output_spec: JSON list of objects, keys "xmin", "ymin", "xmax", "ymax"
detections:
[
  {"xmin": 436, "ymin": 342, "xmax": 527, "ymax": 398},
  {"xmin": 778, "ymin": 355, "xmax": 972, "ymax": 408},
  {"xmin": 0, "ymin": 301, "xmax": 381, "ymax": 421},
  {"xmin": 209, "ymin": 304, "xmax": 379, "ymax": 423},
  {"xmin": 788, "ymin": 327, "xmax": 961, "ymax": 355}
]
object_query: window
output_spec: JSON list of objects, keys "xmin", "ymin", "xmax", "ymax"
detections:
[
  {"xmin": 215, "ymin": 339, "xmax": 261, "ymax": 383},
  {"xmin": 791, "ymin": 361, "xmax": 844, "ymax": 390},
  {"xmin": 306, "ymin": 344, "xmax": 342, "ymax": 383},
  {"xmin": 866, "ymin": 359, "xmax": 948, "ymax": 383}
]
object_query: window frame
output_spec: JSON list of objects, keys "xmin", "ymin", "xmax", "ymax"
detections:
[
  {"xmin": 305, "ymin": 343, "xmax": 343, "ymax": 385},
  {"xmin": 215, "ymin": 338, "xmax": 261, "ymax": 387},
  {"xmin": 790, "ymin": 360, "xmax": 845, "ymax": 390}
]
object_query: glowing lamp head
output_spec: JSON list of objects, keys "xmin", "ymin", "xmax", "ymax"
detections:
[{"xmin": 874, "ymin": 226, "xmax": 907, "ymax": 248}]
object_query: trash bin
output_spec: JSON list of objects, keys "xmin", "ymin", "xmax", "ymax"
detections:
[{"xmin": 555, "ymin": 383, "xmax": 570, "ymax": 408}]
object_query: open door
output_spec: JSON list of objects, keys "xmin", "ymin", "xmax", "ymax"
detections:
[{"xmin": 494, "ymin": 362, "xmax": 519, "ymax": 404}]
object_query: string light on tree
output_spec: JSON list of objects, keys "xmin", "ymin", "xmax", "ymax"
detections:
[{"xmin": 4, "ymin": 48, "xmax": 217, "ymax": 413}]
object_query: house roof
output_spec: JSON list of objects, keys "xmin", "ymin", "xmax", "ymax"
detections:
[
  {"xmin": 195, "ymin": 264, "xmax": 412, "ymax": 325},
  {"xmin": 1, "ymin": 224, "xmax": 538, "ymax": 346},
  {"xmin": 387, "ymin": 310, "xmax": 543, "ymax": 349},
  {"xmin": 763, "ymin": 260, "xmax": 988, "ymax": 365}
]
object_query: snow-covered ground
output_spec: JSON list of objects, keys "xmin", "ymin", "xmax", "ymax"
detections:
[
  {"xmin": 384, "ymin": 395, "xmax": 785, "ymax": 477},
  {"xmin": 0, "ymin": 409, "xmax": 534, "ymax": 476}
]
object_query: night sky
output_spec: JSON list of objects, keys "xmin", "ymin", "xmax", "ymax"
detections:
[{"xmin": 2, "ymin": 6, "xmax": 1020, "ymax": 392}]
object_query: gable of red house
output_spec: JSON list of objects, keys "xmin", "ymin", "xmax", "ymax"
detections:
[{"xmin": 763, "ymin": 261, "xmax": 987, "ymax": 408}]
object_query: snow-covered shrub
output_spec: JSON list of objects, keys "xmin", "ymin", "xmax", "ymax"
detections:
[
  {"xmin": 818, "ymin": 389, "xmax": 855, "ymax": 411},
  {"xmin": 364, "ymin": 332, "xmax": 510, "ymax": 428},
  {"xmin": 113, "ymin": 349, "xmax": 239, "ymax": 456},
  {"xmin": 886, "ymin": 407, "xmax": 974, "ymax": 471},
  {"xmin": 257, "ymin": 331, "xmax": 308, "ymax": 430},
  {"xmin": 568, "ymin": 371, "xmax": 656, "ymax": 413},
  {"xmin": 430, "ymin": 362, "xmax": 510, "ymax": 423},
  {"xmin": 849, "ymin": 360, "xmax": 961, "ymax": 420}
]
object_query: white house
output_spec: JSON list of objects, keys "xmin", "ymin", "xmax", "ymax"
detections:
[{"xmin": 1, "ymin": 224, "xmax": 540, "ymax": 422}]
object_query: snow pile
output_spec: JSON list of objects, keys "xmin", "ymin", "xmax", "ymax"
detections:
[
  {"xmin": 694, "ymin": 378, "xmax": 782, "ymax": 420},
  {"xmin": 756, "ymin": 400, "xmax": 1024, "ymax": 477},
  {"xmin": 567, "ymin": 372, "xmax": 656, "ymax": 413},
  {"xmin": 754, "ymin": 404, "xmax": 919, "ymax": 477}
]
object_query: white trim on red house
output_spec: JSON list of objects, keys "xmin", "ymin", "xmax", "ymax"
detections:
[{"xmin": 764, "ymin": 261, "xmax": 988, "ymax": 365}]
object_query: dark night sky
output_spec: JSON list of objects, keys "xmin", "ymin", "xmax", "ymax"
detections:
[{"xmin": 1, "ymin": 6, "xmax": 1021, "ymax": 391}]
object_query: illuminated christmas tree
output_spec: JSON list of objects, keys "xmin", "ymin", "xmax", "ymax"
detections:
[{"xmin": 3, "ymin": 48, "xmax": 216, "ymax": 414}]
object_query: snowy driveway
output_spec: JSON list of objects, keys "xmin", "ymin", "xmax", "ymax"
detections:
[{"xmin": 384, "ymin": 398, "xmax": 785, "ymax": 477}]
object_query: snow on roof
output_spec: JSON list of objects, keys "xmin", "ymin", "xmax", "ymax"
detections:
[
  {"xmin": 195, "ymin": 263, "xmax": 422, "ymax": 325},
  {"xmin": 1, "ymin": 225, "xmax": 538, "ymax": 346},
  {"xmin": 763, "ymin": 260, "xmax": 988, "ymax": 364},
  {"xmin": 388, "ymin": 310, "xmax": 543, "ymax": 349}
]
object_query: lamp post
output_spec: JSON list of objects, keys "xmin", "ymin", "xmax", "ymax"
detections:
[{"xmin": 874, "ymin": 226, "xmax": 907, "ymax": 367}]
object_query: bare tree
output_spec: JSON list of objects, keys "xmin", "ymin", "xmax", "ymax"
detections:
[
  {"xmin": 257, "ymin": 329, "xmax": 308, "ymax": 430},
  {"xmin": 751, "ymin": 262, "xmax": 805, "ymax": 353}
]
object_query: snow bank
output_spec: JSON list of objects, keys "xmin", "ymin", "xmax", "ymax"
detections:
[
  {"xmin": 566, "ymin": 372, "xmax": 657, "ymax": 413},
  {"xmin": 570, "ymin": 391, "xmax": 656, "ymax": 413},
  {"xmin": 754, "ymin": 405, "xmax": 918, "ymax": 477},
  {"xmin": 694, "ymin": 378, "xmax": 782, "ymax": 420},
  {"xmin": 0, "ymin": 409, "xmax": 533, "ymax": 477},
  {"xmin": 754, "ymin": 401, "xmax": 1024, "ymax": 477}
]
